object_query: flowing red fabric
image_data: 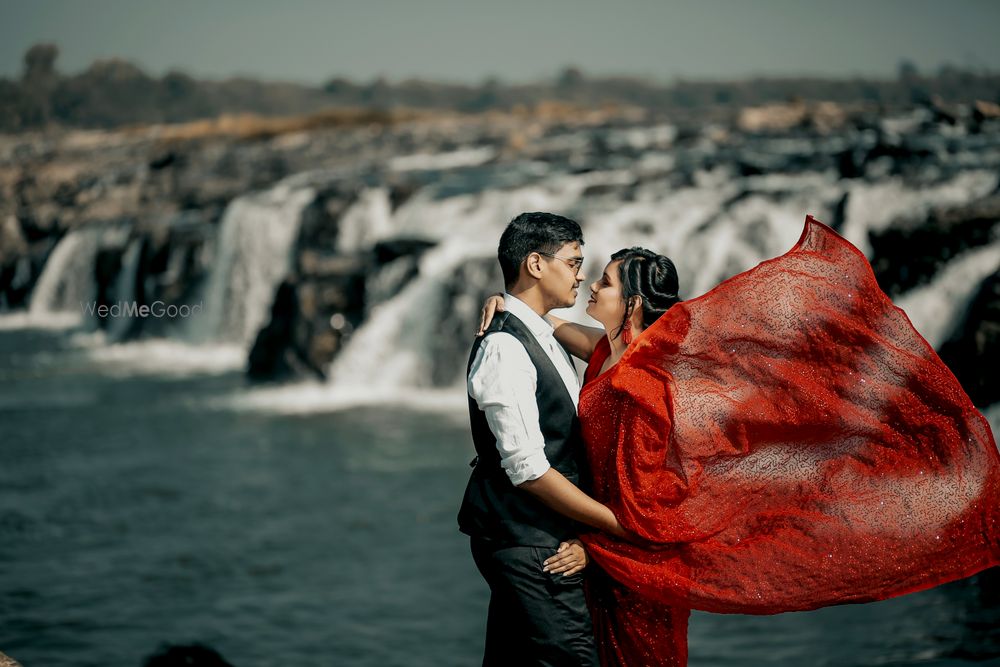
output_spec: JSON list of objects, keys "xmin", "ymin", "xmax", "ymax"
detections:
[{"xmin": 578, "ymin": 215, "xmax": 1000, "ymax": 621}]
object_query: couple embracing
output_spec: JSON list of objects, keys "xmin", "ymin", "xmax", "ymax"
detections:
[{"xmin": 458, "ymin": 212, "xmax": 1000, "ymax": 666}]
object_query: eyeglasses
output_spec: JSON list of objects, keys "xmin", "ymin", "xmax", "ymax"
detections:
[{"xmin": 538, "ymin": 252, "xmax": 584, "ymax": 275}]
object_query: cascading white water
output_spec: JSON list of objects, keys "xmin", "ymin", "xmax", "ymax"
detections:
[
  {"xmin": 840, "ymin": 170, "xmax": 999, "ymax": 258},
  {"xmin": 335, "ymin": 187, "xmax": 393, "ymax": 253},
  {"xmin": 185, "ymin": 182, "xmax": 316, "ymax": 347},
  {"xmin": 326, "ymin": 239, "xmax": 493, "ymax": 392},
  {"xmin": 11, "ymin": 132, "xmax": 1000, "ymax": 403},
  {"xmin": 896, "ymin": 240, "xmax": 1000, "ymax": 349},
  {"xmin": 105, "ymin": 237, "xmax": 143, "ymax": 342},
  {"xmin": 325, "ymin": 171, "xmax": 604, "ymax": 390},
  {"xmin": 28, "ymin": 226, "xmax": 104, "ymax": 317},
  {"xmin": 323, "ymin": 165, "xmax": 997, "ymax": 396},
  {"xmin": 579, "ymin": 173, "xmax": 841, "ymax": 300}
]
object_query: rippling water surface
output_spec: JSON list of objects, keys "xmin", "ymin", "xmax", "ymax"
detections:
[{"xmin": 1, "ymin": 327, "xmax": 997, "ymax": 666}]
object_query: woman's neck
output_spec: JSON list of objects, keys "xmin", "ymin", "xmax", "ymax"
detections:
[{"xmin": 605, "ymin": 322, "xmax": 642, "ymax": 362}]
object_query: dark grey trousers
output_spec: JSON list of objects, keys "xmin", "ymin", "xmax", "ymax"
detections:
[{"xmin": 471, "ymin": 538, "xmax": 599, "ymax": 667}]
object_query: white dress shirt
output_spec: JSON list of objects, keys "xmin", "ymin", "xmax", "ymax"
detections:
[{"xmin": 468, "ymin": 294, "xmax": 581, "ymax": 486}]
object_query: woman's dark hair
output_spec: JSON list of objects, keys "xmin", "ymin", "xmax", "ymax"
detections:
[
  {"xmin": 498, "ymin": 212, "xmax": 584, "ymax": 288},
  {"xmin": 610, "ymin": 247, "xmax": 682, "ymax": 340}
]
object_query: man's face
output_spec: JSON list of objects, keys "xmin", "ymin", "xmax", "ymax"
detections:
[{"xmin": 537, "ymin": 241, "xmax": 586, "ymax": 309}]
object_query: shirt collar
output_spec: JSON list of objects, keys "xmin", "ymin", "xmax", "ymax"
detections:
[{"xmin": 503, "ymin": 293, "xmax": 554, "ymax": 340}]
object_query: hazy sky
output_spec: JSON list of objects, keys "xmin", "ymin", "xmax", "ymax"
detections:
[{"xmin": 2, "ymin": 0, "xmax": 999, "ymax": 84}]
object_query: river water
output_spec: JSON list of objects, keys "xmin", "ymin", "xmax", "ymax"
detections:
[{"xmin": 1, "ymin": 325, "xmax": 997, "ymax": 666}]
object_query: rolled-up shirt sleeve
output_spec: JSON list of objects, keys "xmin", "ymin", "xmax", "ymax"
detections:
[{"xmin": 468, "ymin": 333, "xmax": 551, "ymax": 486}]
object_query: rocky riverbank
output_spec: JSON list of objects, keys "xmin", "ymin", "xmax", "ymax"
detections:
[{"xmin": 2, "ymin": 99, "xmax": 999, "ymax": 404}]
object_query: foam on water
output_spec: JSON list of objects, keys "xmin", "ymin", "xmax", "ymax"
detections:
[
  {"xmin": 213, "ymin": 379, "xmax": 467, "ymax": 415},
  {"xmin": 0, "ymin": 311, "xmax": 83, "ymax": 330},
  {"xmin": 389, "ymin": 147, "xmax": 497, "ymax": 172},
  {"xmin": 74, "ymin": 335, "xmax": 245, "ymax": 377}
]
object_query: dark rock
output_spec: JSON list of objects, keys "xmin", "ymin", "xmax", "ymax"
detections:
[
  {"xmin": 829, "ymin": 192, "xmax": 849, "ymax": 232},
  {"xmin": 427, "ymin": 256, "xmax": 503, "ymax": 386},
  {"xmin": 93, "ymin": 243, "xmax": 125, "ymax": 328},
  {"xmin": 148, "ymin": 151, "xmax": 178, "ymax": 170},
  {"xmin": 581, "ymin": 181, "xmax": 633, "ymax": 198},
  {"xmin": 938, "ymin": 269, "xmax": 1000, "ymax": 407},
  {"xmin": 836, "ymin": 147, "xmax": 865, "ymax": 179},
  {"xmin": 870, "ymin": 195, "xmax": 1000, "ymax": 297},
  {"xmin": 247, "ymin": 279, "xmax": 322, "ymax": 382},
  {"xmin": 0, "ymin": 650, "xmax": 23, "ymax": 667},
  {"xmin": 142, "ymin": 643, "xmax": 234, "ymax": 667},
  {"xmin": 372, "ymin": 238, "xmax": 435, "ymax": 265},
  {"xmin": 296, "ymin": 185, "xmax": 361, "ymax": 254},
  {"xmin": 388, "ymin": 181, "xmax": 420, "ymax": 210},
  {"xmin": 248, "ymin": 244, "xmax": 371, "ymax": 383}
]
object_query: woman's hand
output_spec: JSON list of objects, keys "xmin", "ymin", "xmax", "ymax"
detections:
[
  {"xmin": 542, "ymin": 538, "xmax": 589, "ymax": 576},
  {"xmin": 477, "ymin": 292, "xmax": 506, "ymax": 336}
]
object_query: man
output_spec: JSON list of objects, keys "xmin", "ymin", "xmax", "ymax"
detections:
[{"xmin": 458, "ymin": 212, "xmax": 623, "ymax": 666}]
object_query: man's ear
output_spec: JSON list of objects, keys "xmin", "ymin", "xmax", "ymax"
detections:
[{"xmin": 524, "ymin": 252, "xmax": 545, "ymax": 280}]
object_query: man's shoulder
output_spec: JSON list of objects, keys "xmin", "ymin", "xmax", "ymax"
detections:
[
  {"xmin": 475, "ymin": 330, "xmax": 526, "ymax": 356},
  {"xmin": 469, "ymin": 325, "xmax": 533, "ymax": 374}
]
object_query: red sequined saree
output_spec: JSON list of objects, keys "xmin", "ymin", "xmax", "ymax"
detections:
[{"xmin": 577, "ymin": 216, "xmax": 1000, "ymax": 665}]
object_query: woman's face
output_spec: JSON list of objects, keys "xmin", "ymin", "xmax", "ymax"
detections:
[{"xmin": 586, "ymin": 260, "xmax": 626, "ymax": 331}]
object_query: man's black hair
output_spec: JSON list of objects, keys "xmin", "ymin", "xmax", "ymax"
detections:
[{"xmin": 497, "ymin": 212, "xmax": 583, "ymax": 289}]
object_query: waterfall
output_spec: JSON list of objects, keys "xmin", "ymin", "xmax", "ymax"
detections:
[
  {"xmin": 28, "ymin": 226, "xmax": 104, "ymax": 318},
  {"xmin": 185, "ymin": 182, "xmax": 315, "ymax": 347},
  {"xmin": 322, "ymin": 166, "xmax": 999, "ymax": 394},
  {"xmin": 895, "ymin": 240, "xmax": 1000, "ymax": 349},
  {"xmin": 840, "ymin": 170, "xmax": 998, "ymax": 258},
  {"xmin": 326, "ymin": 238, "xmax": 495, "ymax": 391},
  {"xmin": 335, "ymin": 187, "xmax": 393, "ymax": 253},
  {"xmin": 105, "ymin": 238, "xmax": 143, "ymax": 342},
  {"xmin": 325, "ymin": 173, "xmax": 600, "ymax": 390},
  {"xmin": 11, "ymin": 128, "xmax": 1000, "ymax": 403}
]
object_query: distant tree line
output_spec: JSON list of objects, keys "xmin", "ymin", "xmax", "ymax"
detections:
[{"xmin": 2, "ymin": 44, "xmax": 999, "ymax": 132}]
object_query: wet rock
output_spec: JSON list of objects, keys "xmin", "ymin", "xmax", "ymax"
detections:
[
  {"xmin": 973, "ymin": 100, "xmax": 1000, "ymax": 121},
  {"xmin": 938, "ymin": 269, "xmax": 1000, "ymax": 407},
  {"xmin": 93, "ymin": 242, "xmax": 126, "ymax": 329},
  {"xmin": 870, "ymin": 194, "xmax": 1000, "ymax": 297},
  {"xmin": 4, "ymin": 101, "xmax": 1000, "ymax": 393},
  {"xmin": 247, "ymin": 279, "xmax": 319, "ymax": 382},
  {"xmin": 0, "ymin": 650, "xmax": 23, "ymax": 667},
  {"xmin": 372, "ymin": 238, "xmax": 435, "ymax": 265},
  {"xmin": 0, "ymin": 214, "xmax": 30, "ymax": 305},
  {"xmin": 737, "ymin": 101, "xmax": 847, "ymax": 134},
  {"xmin": 75, "ymin": 211, "xmax": 216, "ymax": 340},
  {"xmin": 248, "ymin": 247, "xmax": 371, "ymax": 382},
  {"xmin": 427, "ymin": 256, "xmax": 503, "ymax": 386},
  {"xmin": 142, "ymin": 643, "xmax": 234, "ymax": 667}
]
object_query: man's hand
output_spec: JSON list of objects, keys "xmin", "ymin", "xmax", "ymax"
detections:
[{"xmin": 542, "ymin": 538, "xmax": 589, "ymax": 576}]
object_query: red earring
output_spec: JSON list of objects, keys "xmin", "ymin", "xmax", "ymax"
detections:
[{"xmin": 622, "ymin": 327, "xmax": 633, "ymax": 346}]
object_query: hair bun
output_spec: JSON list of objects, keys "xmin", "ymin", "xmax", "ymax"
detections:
[{"xmin": 610, "ymin": 246, "xmax": 682, "ymax": 332}]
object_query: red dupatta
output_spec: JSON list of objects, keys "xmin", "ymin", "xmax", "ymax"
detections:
[{"xmin": 580, "ymin": 215, "xmax": 1000, "ymax": 614}]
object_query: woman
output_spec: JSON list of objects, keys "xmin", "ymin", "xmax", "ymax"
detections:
[{"xmin": 479, "ymin": 215, "xmax": 1000, "ymax": 666}]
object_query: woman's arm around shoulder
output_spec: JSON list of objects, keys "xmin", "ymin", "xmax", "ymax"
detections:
[
  {"xmin": 477, "ymin": 293, "xmax": 603, "ymax": 361},
  {"xmin": 546, "ymin": 313, "xmax": 604, "ymax": 361}
]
